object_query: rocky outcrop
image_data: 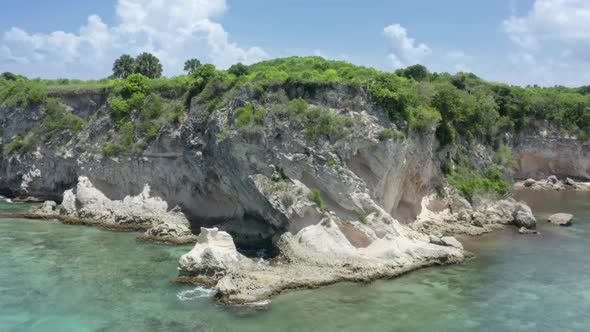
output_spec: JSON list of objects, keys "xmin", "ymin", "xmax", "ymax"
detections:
[
  {"xmin": 413, "ymin": 195, "xmax": 537, "ymax": 237},
  {"xmin": 27, "ymin": 176, "xmax": 196, "ymax": 243},
  {"xmin": 515, "ymin": 175, "xmax": 590, "ymax": 191},
  {"xmin": 548, "ymin": 213, "xmax": 574, "ymax": 226},
  {"xmin": 178, "ymin": 228, "xmax": 248, "ymax": 280}
]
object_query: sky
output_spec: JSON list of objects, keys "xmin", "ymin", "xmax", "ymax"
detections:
[{"xmin": 0, "ymin": 0, "xmax": 589, "ymax": 87}]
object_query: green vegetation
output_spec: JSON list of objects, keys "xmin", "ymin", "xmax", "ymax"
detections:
[
  {"xmin": 378, "ymin": 129, "xmax": 405, "ymax": 141},
  {"xmin": 183, "ymin": 58, "xmax": 202, "ymax": 75},
  {"xmin": 310, "ymin": 189, "xmax": 327, "ymax": 211},
  {"xmin": 42, "ymin": 98, "xmax": 86, "ymax": 139},
  {"xmin": 234, "ymin": 103, "xmax": 266, "ymax": 129},
  {"xmin": 112, "ymin": 53, "xmax": 163, "ymax": 79},
  {"xmin": 5, "ymin": 131, "xmax": 38, "ymax": 155},
  {"xmin": 447, "ymin": 151, "xmax": 511, "ymax": 203}
]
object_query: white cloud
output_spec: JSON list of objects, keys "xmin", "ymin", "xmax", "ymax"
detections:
[
  {"xmin": 0, "ymin": 0, "xmax": 267, "ymax": 78},
  {"xmin": 383, "ymin": 24, "xmax": 431, "ymax": 69},
  {"xmin": 500, "ymin": 0, "xmax": 590, "ymax": 86}
]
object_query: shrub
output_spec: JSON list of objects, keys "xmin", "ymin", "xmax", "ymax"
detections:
[
  {"xmin": 493, "ymin": 144, "xmax": 517, "ymax": 169},
  {"xmin": 234, "ymin": 104, "xmax": 266, "ymax": 129},
  {"xmin": 5, "ymin": 132, "xmax": 38, "ymax": 155},
  {"xmin": 111, "ymin": 98, "xmax": 130, "ymax": 120},
  {"xmin": 103, "ymin": 144, "xmax": 125, "ymax": 157},
  {"xmin": 378, "ymin": 129, "xmax": 404, "ymax": 141},
  {"xmin": 287, "ymin": 98, "xmax": 308, "ymax": 114},
  {"xmin": 448, "ymin": 164, "xmax": 509, "ymax": 203},
  {"xmin": 310, "ymin": 189, "xmax": 327, "ymax": 210},
  {"xmin": 409, "ymin": 105, "xmax": 442, "ymax": 131}
]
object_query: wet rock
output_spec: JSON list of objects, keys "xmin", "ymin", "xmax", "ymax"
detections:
[
  {"xmin": 524, "ymin": 178, "xmax": 536, "ymax": 187},
  {"xmin": 518, "ymin": 227, "xmax": 540, "ymax": 235},
  {"xmin": 141, "ymin": 209, "xmax": 197, "ymax": 243},
  {"xmin": 441, "ymin": 236, "xmax": 463, "ymax": 249},
  {"xmin": 548, "ymin": 213, "xmax": 574, "ymax": 226},
  {"xmin": 513, "ymin": 202, "xmax": 537, "ymax": 229},
  {"xmin": 548, "ymin": 175, "xmax": 559, "ymax": 184},
  {"xmin": 29, "ymin": 200, "xmax": 58, "ymax": 215},
  {"xmin": 178, "ymin": 228, "xmax": 248, "ymax": 279}
]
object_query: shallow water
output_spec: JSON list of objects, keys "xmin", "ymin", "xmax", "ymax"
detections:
[{"xmin": 1, "ymin": 191, "xmax": 589, "ymax": 331}]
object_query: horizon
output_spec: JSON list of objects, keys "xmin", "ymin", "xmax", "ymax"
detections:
[{"xmin": 1, "ymin": 0, "xmax": 589, "ymax": 87}]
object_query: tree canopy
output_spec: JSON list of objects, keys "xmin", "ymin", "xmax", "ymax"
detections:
[
  {"xmin": 183, "ymin": 58, "xmax": 202, "ymax": 75},
  {"xmin": 135, "ymin": 53, "xmax": 163, "ymax": 79}
]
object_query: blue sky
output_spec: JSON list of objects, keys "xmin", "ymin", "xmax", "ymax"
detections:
[{"xmin": 1, "ymin": 0, "xmax": 588, "ymax": 86}]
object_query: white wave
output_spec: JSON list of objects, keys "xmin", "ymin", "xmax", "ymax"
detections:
[
  {"xmin": 240, "ymin": 299, "xmax": 272, "ymax": 308},
  {"xmin": 0, "ymin": 195, "xmax": 14, "ymax": 204},
  {"xmin": 176, "ymin": 286, "xmax": 216, "ymax": 301}
]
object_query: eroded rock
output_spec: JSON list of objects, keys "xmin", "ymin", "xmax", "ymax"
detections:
[
  {"xmin": 178, "ymin": 228, "xmax": 248, "ymax": 279},
  {"xmin": 548, "ymin": 213, "xmax": 574, "ymax": 226}
]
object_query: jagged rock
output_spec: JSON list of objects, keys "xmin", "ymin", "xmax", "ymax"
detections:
[
  {"xmin": 548, "ymin": 213, "xmax": 574, "ymax": 226},
  {"xmin": 524, "ymin": 178, "xmax": 536, "ymax": 187},
  {"xmin": 564, "ymin": 177, "xmax": 576, "ymax": 186},
  {"xmin": 60, "ymin": 189, "xmax": 77, "ymax": 216},
  {"xmin": 142, "ymin": 210, "xmax": 197, "ymax": 243},
  {"xmin": 441, "ymin": 236, "xmax": 463, "ymax": 249},
  {"xmin": 548, "ymin": 175, "xmax": 559, "ymax": 184},
  {"xmin": 29, "ymin": 200, "xmax": 57, "ymax": 215},
  {"xmin": 518, "ymin": 227, "xmax": 540, "ymax": 235},
  {"xmin": 178, "ymin": 228, "xmax": 247, "ymax": 279},
  {"xmin": 450, "ymin": 195, "xmax": 472, "ymax": 212},
  {"xmin": 513, "ymin": 202, "xmax": 537, "ymax": 229}
]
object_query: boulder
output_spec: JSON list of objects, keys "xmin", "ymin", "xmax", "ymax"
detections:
[
  {"xmin": 59, "ymin": 189, "xmax": 77, "ymax": 216},
  {"xmin": 548, "ymin": 213, "xmax": 574, "ymax": 226},
  {"xmin": 178, "ymin": 227, "xmax": 247, "ymax": 279},
  {"xmin": 441, "ymin": 236, "xmax": 463, "ymax": 249},
  {"xmin": 513, "ymin": 202, "xmax": 537, "ymax": 229},
  {"xmin": 523, "ymin": 178, "xmax": 536, "ymax": 187},
  {"xmin": 564, "ymin": 177, "xmax": 576, "ymax": 186},
  {"xmin": 547, "ymin": 175, "xmax": 559, "ymax": 184},
  {"xmin": 143, "ymin": 209, "xmax": 196, "ymax": 242},
  {"xmin": 29, "ymin": 200, "xmax": 57, "ymax": 215}
]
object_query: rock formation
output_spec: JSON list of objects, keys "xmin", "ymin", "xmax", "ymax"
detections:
[{"xmin": 548, "ymin": 213, "xmax": 574, "ymax": 226}]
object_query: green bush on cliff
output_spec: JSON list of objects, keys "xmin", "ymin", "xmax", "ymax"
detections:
[
  {"xmin": 310, "ymin": 189, "xmax": 327, "ymax": 210},
  {"xmin": 0, "ymin": 78, "xmax": 47, "ymax": 108},
  {"xmin": 5, "ymin": 130, "xmax": 39, "ymax": 155},
  {"xmin": 378, "ymin": 129, "xmax": 404, "ymax": 141},
  {"xmin": 234, "ymin": 104, "xmax": 267, "ymax": 129},
  {"xmin": 448, "ymin": 163, "xmax": 510, "ymax": 203}
]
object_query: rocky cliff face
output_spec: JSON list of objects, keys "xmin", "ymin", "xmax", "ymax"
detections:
[
  {"xmin": 513, "ymin": 123, "xmax": 590, "ymax": 180},
  {"xmin": 0, "ymin": 84, "xmax": 446, "ymax": 248}
]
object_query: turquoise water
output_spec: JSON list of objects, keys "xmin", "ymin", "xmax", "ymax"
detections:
[{"xmin": 1, "ymin": 191, "xmax": 590, "ymax": 331}]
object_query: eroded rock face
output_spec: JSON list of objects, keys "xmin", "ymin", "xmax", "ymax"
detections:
[
  {"xmin": 548, "ymin": 213, "xmax": 574, "ymax": 226},
  {"xmin": 178, "ymin": 228, "xmax": 247, "ymax": 279},
  {"xmin": 28, "ymin": 176, "xmax": 196, "ymax": 242}
]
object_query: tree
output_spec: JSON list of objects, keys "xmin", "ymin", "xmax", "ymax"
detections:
[
  {"xmin": 112, "ymin": 55, "xmax": 136, "ymax": 79},
  {"xmin": 183, "ymin": 58, "xmax": 202, "ymax": 75},
  {"xmin": 228, "ymin": 62, "xmax": 249, "ymax": 76},
  {"xmin": 401, "ymin": 64, "xmax": 429, "ymax": 81},
  {"xmin": 135, "ymin": 52, "xmax": 163, "ymax": 79}
]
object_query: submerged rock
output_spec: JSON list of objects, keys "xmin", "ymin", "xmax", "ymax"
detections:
[
  {"xmin": 518, "ymin": 227, "xmax": 540, "ymax": 235},
  {"xmin": 548, "ymin": 213, "xmax": 574, "ymax": 226}
]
